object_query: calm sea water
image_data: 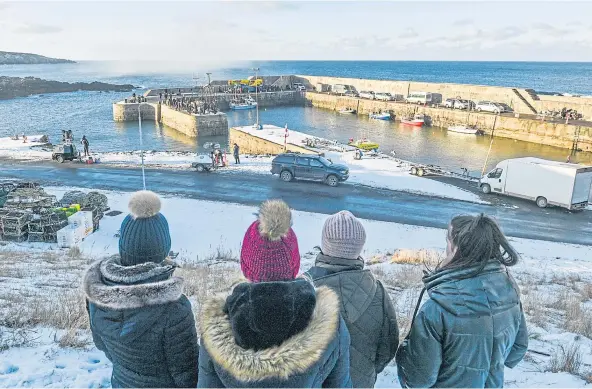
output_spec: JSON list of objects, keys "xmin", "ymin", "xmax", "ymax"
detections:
[{"xmin": 1, "ymin": 61, "xmax": 591, "ymax": 175}]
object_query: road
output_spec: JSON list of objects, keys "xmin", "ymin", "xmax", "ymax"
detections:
[{"xmin": 1, "ymin": 162, "xmax": 591, "ymax": 245}]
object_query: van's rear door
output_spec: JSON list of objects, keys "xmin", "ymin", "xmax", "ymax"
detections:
[{"xmin": 572, "ymin": 169, "xmax": 592, "ymax": 205}]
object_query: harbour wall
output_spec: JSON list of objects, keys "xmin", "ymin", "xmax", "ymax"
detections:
[
  {"xmin": 296, "ymin": 74, "xmax": 540, "ymax": 115},
  {"xmin": 229, "ymin": 127, "xmax": 315, "ymax": 155},
  {"xmin": 306, "ymin": 92, "xmax": 592, "ymax": 152},
  {"xmin": 296, "ymin": 75, "xmax": 592, "ymax": 120},
  {"xmin": 113, "ymin": 102, "xmax": 228, "ymax": 137},
  {"xmin": 112, "ymin": 102, "xmax": 159, "ymax": 122}
]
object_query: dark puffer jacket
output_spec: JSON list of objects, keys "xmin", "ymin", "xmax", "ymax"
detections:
[
  {"xmin": 198, "ymin": 278, "xmax": 352, "ymax": 388},
  {"xmin": 396, "ymin": 261, "xmax": 528, "ymax": 388},
  {"xmin": 305, "ymin": 253, "xmax": 399, "ymax": 388},
  {"xmin": 84, "ymin": 257, "xmax": 199, "ymax": 388}
]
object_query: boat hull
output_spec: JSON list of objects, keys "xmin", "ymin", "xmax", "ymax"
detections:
[
  {"xmin": 230, "ymin": 104, "xmax": 257, "ymax": 110},
  {"xmin": 448, "ymin": 126, "xmax": 479, "ymax": 134},
  {"xmin": 370, "ymin": 114, "xmax": 391, "ymax": 120},
  {"xmin": 400, "ymin": 120, "xmax": 423, "ymax": 126}
]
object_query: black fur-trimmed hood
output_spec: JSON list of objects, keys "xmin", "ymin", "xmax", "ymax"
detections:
[
  {"xmin": 200, "ymin": 283, "xmax": 341, "ymax": 382},
  {"xmin": 83, "ymin": 256, "xmax": 184, "ymax": 310}
]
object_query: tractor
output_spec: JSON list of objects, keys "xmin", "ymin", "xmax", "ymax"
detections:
[{"xmin": 52, "ymin": 143, "xmax": 81, "ymax": 163}]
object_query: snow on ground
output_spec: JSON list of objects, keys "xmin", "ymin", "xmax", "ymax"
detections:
[
  {"xmin": 1, "ymin": 187, "xmax": 592, "ymax": 387},
  {"xmin": 0, "ymin": 136, "xmax": 49, "ymax": 160},
  {"xmin": 233, "ymin": 124, "xmax": 483, "ymax": 202},
  {"xmin": 0, "ymin": 125, "xmax": 483, "ymax": 203}
]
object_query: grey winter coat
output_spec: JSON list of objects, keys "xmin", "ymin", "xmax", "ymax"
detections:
[
  {"xmin": 396, "ymin": 261, "xmax": 528, "ymax": 388},
  {"xmin": 83, "ymin": 257, "xmax": 199, "ymax": 388},
  {"xmin": 305, "ymin": 253, "xmax": 399, "ymax": 388},
  {"xmin": 198, "ymin": 279, "xmax": 352, "ymax": 388}
]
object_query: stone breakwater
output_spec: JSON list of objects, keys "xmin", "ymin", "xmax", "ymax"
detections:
[
  {"xmin": 112, "ymin": 91, "xmax": 304, "ymax": 138},
  {"xmin": 112, "ymin": 101, "xmax": 228, "ymax": 138},
  {"xmin": 306, "ymin": 92, "xmax": 591, "ymax": 152}
]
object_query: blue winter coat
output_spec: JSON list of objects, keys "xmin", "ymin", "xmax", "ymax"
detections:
[
  {"xmin": 396, "ymin": 261, "xmax": 528, "ymax": 388},
  {"xmin": 198, "ymin": 280, "xmax": 352, "ymax": 388},
  {"xmin": 84, "ymin": 257, "xmax": 199, "ymax": 388}
]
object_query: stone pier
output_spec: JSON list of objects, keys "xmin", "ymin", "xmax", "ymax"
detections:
[{"xmin": 112, "ymin": 101, "xmax": 228, "ymax": 137}]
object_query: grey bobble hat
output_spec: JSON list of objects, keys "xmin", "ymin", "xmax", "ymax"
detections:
[{"xmin": 321, "ymin": 210, "xmax": 366, "ymax": 260}]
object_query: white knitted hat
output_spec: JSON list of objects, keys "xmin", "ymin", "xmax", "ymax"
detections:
[{"xmin": 321, "ymin": 210, "xmax": 366, "ymax": 260}]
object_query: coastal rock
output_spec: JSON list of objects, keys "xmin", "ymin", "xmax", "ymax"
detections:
[
  {"xmin": 0, "ymin": 76, "xmax": 136, "ymax": 100},
  {"xmin": 0, "ymin": 51, "xmax": 75, "ymax": 65}
]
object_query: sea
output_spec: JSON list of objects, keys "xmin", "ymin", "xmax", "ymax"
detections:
[{"xmin": 1, "ymin": 61, "xmax": 591, "ymax": 175}]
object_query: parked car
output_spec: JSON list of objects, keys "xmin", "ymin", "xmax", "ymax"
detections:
[
  {"xmin": 406, "ymin": 92, "xmax": 442, "ymax": 105},
  {"xmin": 497, "ymin": 103, "xmax": 513, "ymax": 113},
  {"xmin": 444, "ymin": 98, "xmax": 458, "ymax": 108},
  {"xmin": 375, "ymin": 92, "xmax": 394, "ymax": 101},
  {"xmin": 270, "ymin": 153, "xmax": 349, "ymax": 187},
  {"xmin": 359, "ymin": 91, "xmax": 375, "ymax": 100},
  {"xmin": 475, "ymin": 101, "xmax": 502, "ymax": 114},
  {"xmin": 332, "ymin": 84, "xmax": 356, "ymax": 96},
  {"xmin": 454, "ymin": 99, "xmax": 475, "ymax": 110},
  {"xmin": 344, "ymin": 90, "xmax": 359, "ymax": 98},
  {"xmin": 292, "ymin": 83, "xmax": 306, "ymax": 91}
]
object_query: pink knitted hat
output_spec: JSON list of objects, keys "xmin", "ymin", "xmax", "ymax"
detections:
[{"xmin": 240, "ymin": 200, "xmax": 300, "ymax": 282}]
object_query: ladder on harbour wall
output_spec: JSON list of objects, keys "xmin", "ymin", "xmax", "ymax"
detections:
[
  {"xmin": 572, "ymin": 126, "xmax": 581, "ymax": 153},
  {"xmin": 511, "ymin": 89, "xmax": 538, "ymax": 115}
]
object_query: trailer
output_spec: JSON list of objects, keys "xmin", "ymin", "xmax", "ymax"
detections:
[{"xmin": 479, "ymin": 157, "xmax": 592, "ymax": 210}]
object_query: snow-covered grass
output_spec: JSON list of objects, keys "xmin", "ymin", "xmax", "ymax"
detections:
[{"xmin": 1, "ymin": 187, "xmax": 592, "ymax": 387}]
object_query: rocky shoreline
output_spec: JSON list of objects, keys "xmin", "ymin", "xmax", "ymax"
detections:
[{"xmin": 0, "ymin": 76, "xmax": 136, "ymax": 100}]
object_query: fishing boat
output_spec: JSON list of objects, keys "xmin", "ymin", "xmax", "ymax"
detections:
[
  {"xmin": 369, "ymin": 112, "xmax": 391, "ymax": 120},
  {"xmin": 448, "ymin": 125, "xmax": 484, "ymax": 135},
  {"xmin": 400, "ymin": 114, "xmax": 425, "ymax": 127},
  {"xmin": 348, "ymin": 138, "xmax": 380, "ymax": 151},
  {"xmin": 229, "ymin": 97, "xmax": 257, "ymax": 110},
  {"xmin": 339, "ymin": 108, "xmax": 356, "ymax": 114}
]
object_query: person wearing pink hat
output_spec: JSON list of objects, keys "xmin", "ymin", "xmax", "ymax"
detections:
[{"xmin": 198, "ymin": 199, "xmax": 352, "ymax": 388}]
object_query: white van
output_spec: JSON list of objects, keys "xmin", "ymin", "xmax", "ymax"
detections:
[
  {"xmin": 406, "ymin": 92, "xmax": 442, "ymax": 105},
  {"xmin": 479, "ymin": 157, "xmax": 592, "ymax": 210}
]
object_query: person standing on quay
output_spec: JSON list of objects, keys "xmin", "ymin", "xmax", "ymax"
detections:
[
  {"xmin": 233, "ymin": 143, "xmax": 240, "ymax": 164},
  {"xmin": 81, "ymin": 135, "xmax": 90, "ymax": 156}
]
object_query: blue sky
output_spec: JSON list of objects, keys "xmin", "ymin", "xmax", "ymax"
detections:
[{"xmin": 1, "ymin": 1, "xmax": 591, "ymax": 62}]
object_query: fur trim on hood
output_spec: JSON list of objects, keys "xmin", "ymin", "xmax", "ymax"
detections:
[
  {"xmin": 200, "ymin": 285, "xmax": 340, "ymax": 382},
  {"xmin": 83, "ymin": 256, "xmax": 184, "ymax": 310}
]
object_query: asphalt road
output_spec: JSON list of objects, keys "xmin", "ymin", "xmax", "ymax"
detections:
[{"xmin": 1, "ymin": 162, "xmax": 591, "ymax": 245}]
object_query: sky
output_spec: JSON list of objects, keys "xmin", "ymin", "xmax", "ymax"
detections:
[{"xmin": 0, "ymin": 0, "xmax": 592, "ymax": 63}]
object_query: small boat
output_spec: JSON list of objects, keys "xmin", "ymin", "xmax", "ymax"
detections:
[
  {"xmin": 448, "ymin": 125, "xmax": 484, "ymax": 135},
  {"xmin": 348, "ymin": 138, "xmax": 380, "ymax": 151},
  {"xmin": 400, "ymin": 114, "xmax": 425, "ymax": 127},
  {"xmin": 230, "ymin": 97, "xmax": 257, "ymax": 110},
  {"xmin": 339, "ymin": 108, "xmax": 356, "ymax": 114},
  {"xmin": 369, "ymin": 112, "xmax": 391, "ymax": 120}
]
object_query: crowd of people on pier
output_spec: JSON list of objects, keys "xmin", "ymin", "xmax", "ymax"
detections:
[
  {"xmin": 163, "ymin": 95, "xmax": 220, "ymax": 115},
  {"xmin": 83, "ymin": 191, "xmax": 527, "ymax": 388},
  {"xmin": 125, "ymin": 93, "xmax": 147, "ymax": 103}
]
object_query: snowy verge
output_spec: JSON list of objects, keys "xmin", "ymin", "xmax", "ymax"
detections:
[{"xmin": 0, "ymin": 187, "xmax": 592, "ymax": 387}]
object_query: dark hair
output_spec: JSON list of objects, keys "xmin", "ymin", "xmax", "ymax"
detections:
[{"xmin": 441, "ymin": 213, "xmax": 519, "ymax": 275}]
